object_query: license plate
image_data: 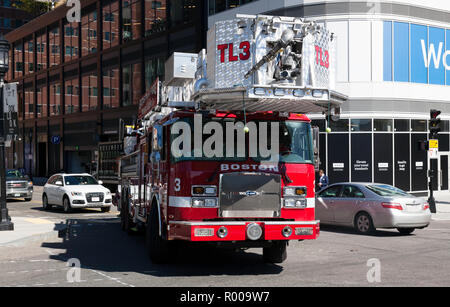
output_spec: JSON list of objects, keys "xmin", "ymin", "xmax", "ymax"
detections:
[
  {"xmin": 295, "ymin": 227, "xmax": 314, "ymax": 236},
  {"xmin": 92, "ymin": 197, "xmax": 100, "ymax": 202},
  {"xmin": 14, "ymin": 194, "xmax": 21, "ymax": 197}
]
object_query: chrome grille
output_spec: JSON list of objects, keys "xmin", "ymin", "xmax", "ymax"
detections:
[
  {"xmin": 219, "ymin": 172, "xmax": 281, "ymax": 218},
  {"xmin": 7, "ymin": 181, "xmax": 27, "ymax": 188},
  {"xmin": 86, "ymin": 192, "xmax": 104, "ymax": 203}
]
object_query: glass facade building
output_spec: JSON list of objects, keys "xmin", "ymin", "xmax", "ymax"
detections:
[{"xmin": 5, "ymin": 0, "xmax": 206, "ymax": 177}]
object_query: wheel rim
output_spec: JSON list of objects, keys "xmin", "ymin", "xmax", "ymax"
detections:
[{"xmin": 357, "ymin": 215, "xmax": 370, "ymax": 232}]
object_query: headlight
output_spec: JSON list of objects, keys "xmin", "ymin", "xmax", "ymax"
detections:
[
  {"xmin": 284, "ymin": 186, "xmax": 307, "ymax": 197},
  {"xmin": 191, "ymin": 198, "xmax": 218, "ymax": 208},
  {"xmin": 192, "ymin": 186, "xmax": 217, "ymax": 196},
  {"xmin": 28, "ymin": 181, "xmax": 33, "ymax": 186},
  {"xmin": 71, "ymin": 192, "xmax": 83, "ymax": 196},
  {"xmin": 284, "ymin": 198, "xmax": 307, "ymax": 208}
]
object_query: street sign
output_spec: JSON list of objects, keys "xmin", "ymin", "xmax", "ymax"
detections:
[
  {"xmin": 2, "ymin": 83, "xmax": 18, "ymax": 140},
  {"xmin": 429, "ymin": 139, "xmax": 439, "ymax": 149},
  {"xmin": 51, "ymin": 135, "xmax": 61, "ymax": 145}
]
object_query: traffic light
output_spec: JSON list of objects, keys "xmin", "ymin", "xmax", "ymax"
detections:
[{"xmin": 429, "ymin": 109, "xmax": 441, "ymax": 138}]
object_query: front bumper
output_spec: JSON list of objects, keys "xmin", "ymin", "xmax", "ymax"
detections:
[
  {"xmin": 168, "ymin": 220, "xmax": 320, "ymax": 242},
  {"xmin": 6, "ymin": 188, "xmax": 33, "ymax": 199},
  {"xmin": 70, "ymin": 197, "xmax": 113, "ymax": 209}
]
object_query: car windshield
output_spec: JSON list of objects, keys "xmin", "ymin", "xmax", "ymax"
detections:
[
  {"xmin": 170, "ymin": 118, "xmax": 313, "ymax": 164},
  {"xmin": 366, "ymin": 185, "xmax": 410, "ymax": 197},
  {"xmin": 6, "ymin": 170, "xmax": 26, "ymax": 180},
  {"xmin": 64, "ymin": 176, "xmax": 98, "ymax": 186}
]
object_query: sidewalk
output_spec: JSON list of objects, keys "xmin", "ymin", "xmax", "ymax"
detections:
[
  {"xmin": 421, "ymin": 190, "xmax": 450, "ymax": 221},
  {"xmin": 0, "ymin": 217, "xmax": 65, "ymax": 246}
]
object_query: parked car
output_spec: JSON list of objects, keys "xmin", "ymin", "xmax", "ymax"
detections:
[
  {"xmin": 6, "ymin": 169, "xmax": 33, "ymax": 201},
  {"xmin": 315, "ymin": 183, "xmax": 432, "ymax": 235},
  {"xmin": 43, "ymin": 173, "xmax": 112, "ymax": 213}
]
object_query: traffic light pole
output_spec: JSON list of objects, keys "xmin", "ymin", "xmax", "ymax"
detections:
[
  {"xmin": 428, "ymin": 109, "xmax": 441, "ymax": 214},
  {"xmin": 428, "ymin": 171, "xmax": 437, "ymax": 214}
]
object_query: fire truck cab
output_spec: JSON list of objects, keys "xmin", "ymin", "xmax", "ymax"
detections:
[{"xmin": 115, "ymin": 15, "xmax": 346, "ymax": 264}]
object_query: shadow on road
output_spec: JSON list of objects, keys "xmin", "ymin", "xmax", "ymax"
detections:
[
  {"xmin": 320, "ymin": 224, "xmax": 411, "ymax": 237},
  {"xmin": 41, "ymin": 218, "xmax": 283, "ymax": 278}
]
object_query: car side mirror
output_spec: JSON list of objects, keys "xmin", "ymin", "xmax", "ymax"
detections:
[
  {"xmin": 55, "ymin": 181, "xmax": 63, "ymax": 186},
  {"xmin": 98, "ymin": 180, "xmax": 103, "ymax": 185}
]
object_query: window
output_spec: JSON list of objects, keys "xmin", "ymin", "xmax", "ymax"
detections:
[
  {"xmin": 65, "ymin": 78, "xmax": 79, "ymax": 114},
  {"xmin": 36, "ymin": 33, "xmax": 47, "ymax": 71},
  {"xmin": 102, "ymin": 0, "xmax": 119, "ymax": 50},
  {"xmin": 103, "ymin": 67, "xmax": 119, "ymax": 109},
  {"xmin": 394, "ymin": 119, "xmax": 410, "ymax": 132},
  {"xmin": 411, "ymin": 119, "xmax": 427, "ymax": 132},
  {"xmin": 319, "ymin": 185, "xmax": 342, "ymax": 198},
  {"xmin": 122, "ymin": 62, "xmax": 142, "ymax": 106},
  {"xmin": 81, "ymin": 10, "xmax": 98, "ymax": 56},
  {"xmin": 329, "ymin": 119, "xmax": 349, "ymax": 132},
  {"xmin": 81, "ymin": 73, "xmax": 98, "ymax": 111},
  {"xmin": 50, "ymin": 83, "xmax": 61, "ymax": 116},
  {"xmin": 122, "ymin": 0, "xmax": 141, "ymax": 41},
  {"xmin": 64, "ymin": 21, "xmax": 79, "ymax": 62},
  {"xmin": 36, "ymin": 85, "xmax": 47, "ymax": 118},
  {"xmin": 351, "ymin": 119, "xmax": 372, "ymax": 132},
  {"xmin": 144, "ymin": 57, "xmax": 164, "ymax": 90},
  {"xmin": 341, "ymin": 185, "xmax": 365, "ymax": 198},
  {"xmin": 24, "ymin": 86, "xmax": 34, "ymax": 119},
  {"xmin": 24, "ymin": 39, "xmax": 33, "ymax": 74},
  {"xmin": 374, "ymin": 119, "xmax": 393, "ymax": 132},
  {"xmin": 144, "ymin": 0, "xmax": 167, "ymax": 36}
]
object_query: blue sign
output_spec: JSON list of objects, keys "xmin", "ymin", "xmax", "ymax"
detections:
[
  {"xmin": 51, "ymin": 135, "xmax": 61, "ymax": 145},
  {"xmin": 384, "ymin": 21, "xmax": 450, "ymax": 85}
]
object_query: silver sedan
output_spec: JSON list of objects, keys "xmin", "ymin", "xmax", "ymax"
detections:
[{"xmin": 315, "ymin": 183, "xmax": 432, "ymax": 235}]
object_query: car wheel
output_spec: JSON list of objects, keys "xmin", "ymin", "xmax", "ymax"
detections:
[
  {"xmin": 101, "ymin": 207, "xmax": 111, "ymax": 213},
  {"xmin": 42, "ymin": 194, "xmax": 51, "ymax": 210},
  {"xmin": 397, "ymin": 228, "xmax": 415, "ymax": 235},
  {"xmin": 355, "ymin": 212, "xmax": 375, "ymax": 235},
  {"xmin": 63, "ymin": 197, "xmax": 72, "ymax": 213},
  {"xmin": 263, "ymin": 241, "xmax": 287, "ymax": 264}
]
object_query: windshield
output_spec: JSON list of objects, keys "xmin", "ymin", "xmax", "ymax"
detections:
[
  {"xmin": 64, "ymin": 176, "xmax": 98, "ymax": 186},
  {"xmin": 6, "ymin": 170, "xmax": 26, "ymax": 180},
  {"xmin": 170, "ymin": 117, "xmax": 313, "ymax": 164},
  {"xmin": 367, "ymin": 185, "xmax": 410, "ymax": 197}
]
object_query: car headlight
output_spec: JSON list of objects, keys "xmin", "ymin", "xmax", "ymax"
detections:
[
  {"xmin": 192, "ymin": 186, "xmax": 217, "ymax": 196},
  {"xmin": 71, "ymin": 192, "xmax": 83, "ymax": 196},
  {"xmin": 191, "ymin": 198, "xmax": 218, "ymax": 208},
  {"xmin": 284, "ymin": 186, "xmax": 307, "ymax": 197}
]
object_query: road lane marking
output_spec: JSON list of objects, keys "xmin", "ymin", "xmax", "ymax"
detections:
[{"xmin": 23, "ymin": 218, "xmax": 53, "ymax": 225}]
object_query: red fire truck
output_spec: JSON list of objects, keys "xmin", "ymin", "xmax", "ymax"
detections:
[{"xmin": 114, "ymin": 15, "xmax": 346, "ymax": 263}]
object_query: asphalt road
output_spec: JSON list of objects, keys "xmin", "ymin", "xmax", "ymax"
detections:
[{"xmin": 1, "ymin": 189, "xmax": 450, "ymax": 287}]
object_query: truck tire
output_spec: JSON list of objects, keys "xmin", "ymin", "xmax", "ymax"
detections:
[
  {"xmin": 146, "ymin": 204, "xmax": 171, "ymax": 264},
  {"xmin": 120, "ymin": 190, "xmax": 134, "ymax": 234},
  {"xmin": 263, "ymin": 241, "xmax": 287, "ymax": 264}
]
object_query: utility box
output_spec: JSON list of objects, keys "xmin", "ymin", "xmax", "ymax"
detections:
[{"xmin": 164, "ymin": 52, "xmax": 198, "ymax": 86}]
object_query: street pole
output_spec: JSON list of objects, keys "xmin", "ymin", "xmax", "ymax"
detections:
[{"xmin": 0, "ymin": 80, "xmax": 14, "ymax": 231}]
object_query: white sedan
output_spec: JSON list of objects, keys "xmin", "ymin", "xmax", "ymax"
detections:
[{"xmin": 43, "ymin": 173, "xmax": 112, "ymax": 213}]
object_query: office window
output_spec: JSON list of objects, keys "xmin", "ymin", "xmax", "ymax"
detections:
[
  {"xmin": 24, "ymin": 86, "xmax": 34, "ymax": 119},
  {"xmin": 122, "ymin": 62, "xmax": 142, "ymax": 106},
  {"xmin": 411, "ymin": 120, "xmax": 427, "ymax": 132},
  {"xmin": 144, "ymin": 0, "xmax": 167, "ymax": 36},
  {"xmin": 103, "ymin": 0, "xmax": 119, "ymax": 49},
  {"xmin": 170, "ymin": 0, "xmax": 201, "ymax": 27},
  {"xmin": 374, "ymin": 119, "xmax": 393, "ymax": 132},
  {"xmin": 351, "ymin": 119, "xmax": 372, "ymax": 132},
  {"xmin": 36, "ymin": 85, "xmax": 47, "ymax": 118},
  {"xmin": 103, "ymin": 67, "xmax": 119, "ymax": 109},
  {"xmin": 14, "ymin": 43, "xmax": 23, "ymax": 78},
  {"xmin": 144, "ymin": 57, "xmax": 164, "ymax": 90},
  {"xmin": 122, "ymin": 0, "xmax": 141, "ymax": 41},
  {"xmin": 81, "ymin": 10, "xmax": 98, "ymax": 56},
  {"xmin": 36, "ymin": 33, "xmax": 47, "ymax": 71},
  {"xmin": 81, "ymin": 73, "xmax": 98, "ymax": 112},
  {"xmin": 65, "ymin": 78, "xmax": 79, "ymax": 114},
  {"xmin": 64, "ymin": 21, "xmax": 79, "ymax": 62},
  {"xmin": 24, "ymin": 39, "xmax": 33, "ymax": 74},
  {"xmin": 50, "ymin": 83, "xmax": 61, "ymax": 116}
]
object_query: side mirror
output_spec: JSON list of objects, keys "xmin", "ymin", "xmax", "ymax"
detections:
[
  {"xmin": 55, "ymin": 181, "xmax": 63, "ymax": 186},
  {"xmin": 98, "ymin": 180, "xmax": 103, "ymax": 185}
]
